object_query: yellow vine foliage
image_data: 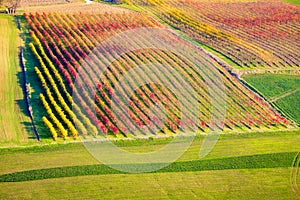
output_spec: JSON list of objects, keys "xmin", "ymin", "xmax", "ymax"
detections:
[
  {"xmin": 40, "ymin": 94, "xmax": 68, "ymax": 138},
  {"xmin": 30, "ymin": 37, "xmax": 98, "ymax": 137},
  {"xmin": 42, "ymin": 116, "xmax": 58, "ymax": 140}
]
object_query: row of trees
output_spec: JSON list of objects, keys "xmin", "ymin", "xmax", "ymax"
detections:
[{"xmin": 26, "ymin": 12, "xmax": 289, "ymax": 139}]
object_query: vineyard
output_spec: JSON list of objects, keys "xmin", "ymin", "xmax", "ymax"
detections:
[
  {"xmin": 123, "ymin": 0, "xmax": 300, "ymax": 70},
  {"xmin": 0, "ymin": 0, "xmax": 300, "ymax": 199},
  {"xmin": 25, "ymin": 11, "xmax": 290, "ymax": 140}
]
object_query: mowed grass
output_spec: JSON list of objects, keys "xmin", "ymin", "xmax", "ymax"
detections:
[
  {"xmin": 0, "ymin": 130, "xmax": 299, "ymax": 199},
  {"xmin": 0, "ymin": 152, "xmax": 297, "ymax": 182},
  {"xmin": 243, "ymin": 74, "xmax": 300, "ymax": 99},
  {"xmin": 0, "ymin": 130, "xmax": 299, "ymax": 175},
  {"xmin": 276, "ymin": 90, "xmax": 300, "ymax": 125},
  {"xmin": 0, "ymin": 15, "xmax": 33, "ymax": 144},
  {"xmin": 284, "ymin": 0, "xmax": 300, "ymax": 5},
  {"xmin": 0, "ymin": 168, "xmax": 299, "ymax": 200},
  {"xmin": 244, "ymin": 74, "xmax": 300, "ymax": 125}
]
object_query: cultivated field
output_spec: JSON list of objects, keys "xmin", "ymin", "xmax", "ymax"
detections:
[
  {"xmin": 0, "ymin": 169, "xmax": 298, "ymax": 199},
  {"xmin": 25, "ymin": 11, "xmax": 291, "ymax": 141},
  {"xmin": 244, "ymin": 74, "xmax": 300, "ymax": 125},
  {"xmin": 0, "ymin": 0, "xmax": 299, "ymax": 199},
  {"xmin": 124, "ymin": 0, "xmax": 300, "ymax": 70},
  {"xmin": 0, "ymin": 130, "xmax": 299, "ymax": 199},
  {"xmin": 19, "ymin": 0, "xmax": 84, "ymax": 7}
]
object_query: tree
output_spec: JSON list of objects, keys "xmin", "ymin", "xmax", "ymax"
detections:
[{"xmin": 3, "ymin": 0, "xmax": 20, "ymax": 14}]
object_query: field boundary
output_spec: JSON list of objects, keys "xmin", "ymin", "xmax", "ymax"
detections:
[
  {"xmin": 270, "ymin": 88, "xmax": 300, "ymax": 103},
  {"xmin": 161, "ymin": 17, "xmax": 297, "ymax": 129},
  {"xmin": 240, "ymin": 78, "xmax": 298, "ymax": 127},
  {"xmin": 19, "ymin": 46, "xmax": 40, "ymax": 141},
  {"xmin": 239, "ymin": 69, "xmax": 300, "ymax": 78},
  {"xmin": 201, "ymin": 47, "xmax": 295, "ymax": 128},
  {"xmin": 242, "ymin": 74, "xmax": 300, "ymax": 126}
]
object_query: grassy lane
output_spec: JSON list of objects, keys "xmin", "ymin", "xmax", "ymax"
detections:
[{"xmin": 0, "ymin": 15, "xmax": 32, "ymax": 144}]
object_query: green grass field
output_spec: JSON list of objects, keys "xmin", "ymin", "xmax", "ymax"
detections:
[
  {"xmin": 0, "ymin": 15, "xmax": 33, "ymax": 144},
  {"xmin": 0, "ymin": 168, "xmax": 298, "ymax": 200},
  {"xmin": 0, "ymin": 130, "xmax": 299, "ymax": 174},
  {"xmin": 0, "ymin": 130, "xmax": 299, "ymax": 199},
  {"xmin": 244, "ymin": 74, "xmax": 300, "ymax": 125},
  {"xmin": 284, "ymin": 0, "xmax": 300, "ymax": 5}
]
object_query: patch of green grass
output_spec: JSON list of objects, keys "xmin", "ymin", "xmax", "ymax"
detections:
[
  {"xmin": 0, "ymin": 168, "xmax": 298, "ymax": 199},
  {"xmin": 275, "ymin": 91, "xmax": 300, "ymax": 125},
  {"xmin": 283, "ymin": 0, "xmax": 300, "ymax": 5},
  {"xmin": 118, "ymin": 3, "xmax": 143, "ymax": 12},
  {"xmin": 243, "ymin": 74, "xmax": 300, "ymax": 99},
  {"xmin": 243, "ymin": 74, "xmax": 300, "ymax": 125},
  {"xmin": 0, "ymin": 14, "xmax": 33, "ymax": 143},
  {"xmin": 0, "ymin": 130, "xmax": 299, "ymax": 198},
  {"xmin": 0, "ymin": 152, "xmax": 296, "ymax": 182},
  {"xmin": 0, "ymin": 130, "xmax": 299, "ymax": 175}
]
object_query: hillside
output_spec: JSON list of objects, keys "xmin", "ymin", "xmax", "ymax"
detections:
[
  {"xmin": 0, "ymin": 0, "xmax": 299, "ymax": 199},
  {"xmin": 23, "ymin": 11, "xmax": 291, "ymax": 140},
  {"xmin": 122, "ymin": 0, "xmax": 300, "ymax": 70}
]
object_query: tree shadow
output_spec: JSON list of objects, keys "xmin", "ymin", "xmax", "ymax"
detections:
[{"xmin": 14, "ymin": 15, "xmax": 51, "ymax": 141}]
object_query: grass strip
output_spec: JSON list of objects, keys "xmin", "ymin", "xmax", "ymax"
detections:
[{"xmin": 0, "ymin": 151, "xmax": 297, "ymax": 182}]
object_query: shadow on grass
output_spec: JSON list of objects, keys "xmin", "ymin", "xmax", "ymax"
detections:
[
  {"xmin": 15, "ymin": 98, "xmax": 35, "ymax": 137},
  {"xmin": 14, "ymin": 15, "xmax": 51, "ymax": 140},
  {"xmin": 0, "ymin": 152, "xmax": 297, "ymax": 182}
]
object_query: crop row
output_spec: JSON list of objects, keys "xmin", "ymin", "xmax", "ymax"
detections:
[
  {"xmin": 25, "ymin": 12, "xmax": 289, "ymax": 139},
  {"xmin": 127, "ymin": 0, "xmax": 300, "ymax": 69}
]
